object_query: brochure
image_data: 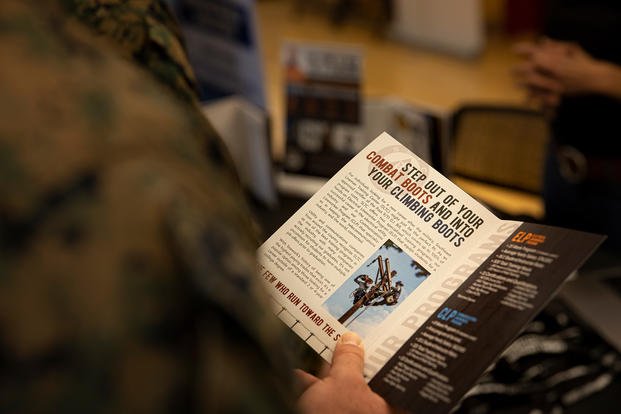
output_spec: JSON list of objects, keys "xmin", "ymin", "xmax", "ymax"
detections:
[{"xmin": 257, "ymin": 132, "xmax": 604, "ymax": 413}]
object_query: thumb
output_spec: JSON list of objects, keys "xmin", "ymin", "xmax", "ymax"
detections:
[{"xmin": 329, "ymin": 332, "xmax": 365, "ymax": 381}]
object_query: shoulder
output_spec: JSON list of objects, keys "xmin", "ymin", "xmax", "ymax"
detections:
[{"xmin": 0, "ymin": 1, "xmax": 294, "ymax": 411}]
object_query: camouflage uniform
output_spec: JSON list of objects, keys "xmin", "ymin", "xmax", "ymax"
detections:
[
  {"xmin": 0, "ymin": 0, "xmax": 296, "ymax": 413},
  {"xmin": 64, "ymin": 0, "xmax": 232, "ymax": 174},
  {"xmin": 65, "ymin": 0, "xmax": 201, "ymax": 104}
]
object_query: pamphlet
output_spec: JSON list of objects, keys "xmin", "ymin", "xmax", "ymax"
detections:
[{"xmin": 257, "ymin": 132, "xmax": 604, "ymax": 413}]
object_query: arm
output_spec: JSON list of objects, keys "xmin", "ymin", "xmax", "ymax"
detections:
[{"xmin": 588, "ymin": 59, "xmax": 621, "ymax": 100}]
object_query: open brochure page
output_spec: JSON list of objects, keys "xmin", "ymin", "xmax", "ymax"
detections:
[{"xmin": 257, "ymin": 132, "xmax": 604, "ymax": 413}]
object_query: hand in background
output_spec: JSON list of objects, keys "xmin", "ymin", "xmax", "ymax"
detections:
[
  {"xmin": 295, "ymin": 332, "xmax": 392, "ymax": 414},
  {"xmin": 513, "ymin": 38, "xmax": 621, "ymax": 112},
  {"xmin": 513, "ymin": 38, "xmax": 565, "ymax": 110}
]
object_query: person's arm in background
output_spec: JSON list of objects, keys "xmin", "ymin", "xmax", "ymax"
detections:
[{"xmin": 513, "ymin": 38, "xmax": 621, "ymax": 109}]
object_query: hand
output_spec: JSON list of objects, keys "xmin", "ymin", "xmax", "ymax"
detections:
[
  {"xmin": 515, "ymin": 38, "xmax": 601, "ymax": 92},
  {"xmin": 296, "ymin": 332, "xmax": 392, "ymax": 414},
  {"xmin": 512, "ymin": 39, "xmax": 563, "ymax": 110},
  {"xmin": 512, "ymin": 38, "xmax": 608, "ymax": 110}
]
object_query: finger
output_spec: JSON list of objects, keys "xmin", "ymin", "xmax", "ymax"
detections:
[
  {"xmin": 514, "ymin": 67, "xmax": 563, "ymax": 94},
  {"xmin": 529, "ymin": 50, "xmax": 563, "ymax": 75},
  {"xmin": 511, "ymin": 62, "xmax": 536, "ymax": 78},
  {"xmin": 540, "ymin": 37, "xmax": 567, "ymax": 48},
  {"xmin": 540, "ymin": 37, "xmax": 560, "ymax": 48},
  {"xmin": 317, "ymin": 360, "xmax": 331, "ymax": 379},
  {"xmin": 538, "ymin": 38, "xmax": 578, "ymax": 62},
  {"xmin": 294, "ymin": 369, "xmax": 320, "ymax": 393},
  {"xmin": 513, "ymin": 41, "xmax": 538, "ymax": 58},
  {"xmin": 329, "ymin": 332, "xmax": 365, "ymax": 381},
  {"xmin": 513, "ymin": 40, "xmax": 562, "ymax": 74},
  {"xmin": 542, "ymin": 38, "xmax": 576, "ymax": 53},
  {"xmin": 512, "ymin": 63, "xmax": 555, "ymax": 90},
  {"xmin": 526, "ymin": 89, "xmax": 560, "ymax": 110},
  {"xmin": 564, "ymin": 41, "xmax": 583, "ymax": 56}
]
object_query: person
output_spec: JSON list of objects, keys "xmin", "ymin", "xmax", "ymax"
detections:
[
  {"xmin": 296, "ymin": 332, "xmax": 391, "ymax": 414},
  {"xmin": 352, "ymin": 274, "xmax": 373, "ymax": 304},
  {"xmin": 370, "ymin": 281, "xmax": 403, "ymax": 307},
  {"xmin": 0, "ymin": 1, "xmax": 390, "ymax": 413},
  {"xmin": 377, "ymin": 270, "xmax": 397, "ymax": 296},
  {"xmin": 387, "ymin": 270, "xmax": 397, "ymax": 288},
  {"xmin": 512, "ymin": 0, "xmax": 621, "ymax": 252}
]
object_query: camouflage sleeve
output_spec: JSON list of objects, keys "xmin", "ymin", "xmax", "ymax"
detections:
[
  {"xmin": 0, "ymin": 1, "xmax": 296, "ymax": 413},
  {"xmin": 63, "ymin": 0, "xmax": 245, "ymax": 197},
  {"xmin": 64, "ymin": 0, "xmax": 201, "ymax": 105},
  {"xmin": 166, "ymin": 194, "xmax": 297, "ymax": 413}
]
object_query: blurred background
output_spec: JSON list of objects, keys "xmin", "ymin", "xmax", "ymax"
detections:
[
  {"xmin": 246, "ymin": 0, "xmax": 545, "ymax": 228},
  {"xmin": 170, "ymin": 1, "xmax": 621, "ymax": 412}
]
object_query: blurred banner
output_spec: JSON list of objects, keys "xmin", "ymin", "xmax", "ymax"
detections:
[
  {"xmin": 176, "ymin": 0, "xmax": 266, "ymax": 108},
  {"xmin": 282, "ymin": 41, "xmax": 363, "ymax": 178}
]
